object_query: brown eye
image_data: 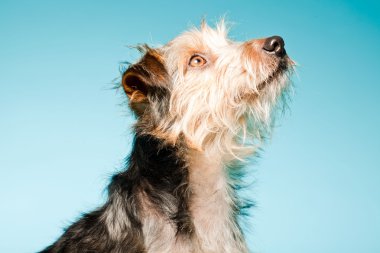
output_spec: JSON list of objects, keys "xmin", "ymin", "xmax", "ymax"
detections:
[{"xmin": 189, "ymin": 55, "xmax": 207, "ymax": 67}]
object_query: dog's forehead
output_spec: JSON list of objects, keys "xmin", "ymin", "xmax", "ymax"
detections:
[{"xmin": 163, "ymin": 26, "xmax": 234, "ymax": 55}]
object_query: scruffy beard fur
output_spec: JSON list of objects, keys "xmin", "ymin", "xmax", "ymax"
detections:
[{"xmin": 39, "ymin": 21, "xmax": 294, "ymax": 253}]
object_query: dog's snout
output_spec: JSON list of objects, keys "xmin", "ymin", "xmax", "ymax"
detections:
[{"xmin": 263, "ymin": 36, "xmax": 286, "ymax": 57}]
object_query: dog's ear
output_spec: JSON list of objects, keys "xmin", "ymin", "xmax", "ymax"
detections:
[
  {"xmin": 122, "ymin": 49, "xmax": 168, "ymax": 116},
  {"xmin": 122, "ymin": 69, "xmax": 150, "ymax": 116}
]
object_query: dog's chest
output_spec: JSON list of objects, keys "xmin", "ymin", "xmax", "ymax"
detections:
[
  {"xmin": 141, "ymin": 193, "xmax": 246, "ymax": 253},
  {"xmin": 141, "ymin": 157, "xmax": 248, "ymax": 253}
]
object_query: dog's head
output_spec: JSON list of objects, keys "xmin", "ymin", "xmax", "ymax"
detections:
[{"xmin": 122, "ymin": 21, "xmax": 294, "ymax": 159}]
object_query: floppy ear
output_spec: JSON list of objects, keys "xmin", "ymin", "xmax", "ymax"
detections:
[
  {"xmin": 122, "ymin": 49, "xmax": 169, "ymax": 116},
  {"xmin": 122, "ymin": 69, "xmax": 149, "ymax": 116}
]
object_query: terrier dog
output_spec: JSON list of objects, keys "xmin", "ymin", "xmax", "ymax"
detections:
[{"xmin": 40, "ymin": 21, "xmax": 294, "ymax": 253}]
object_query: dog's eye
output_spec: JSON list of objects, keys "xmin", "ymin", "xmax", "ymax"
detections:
[{"xmin": 189, "ymin": 55, "xmax": 207, "ymax": 67}]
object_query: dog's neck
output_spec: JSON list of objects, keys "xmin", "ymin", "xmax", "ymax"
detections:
[
  {"xmin": 126, "ymin": 133, "xmax": 247, "ymax": 252},
  {"xmin": 188, "ymin": 150, "xmax": 225, "ymax": 193},
  {"xmin": 187, "ymin": 149, "xmax": 241, "ymax": 251}
]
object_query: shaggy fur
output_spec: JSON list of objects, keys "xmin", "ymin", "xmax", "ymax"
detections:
[{"xmin": 39, "ymin": 21, "xmax": 294, "ymax": 253}]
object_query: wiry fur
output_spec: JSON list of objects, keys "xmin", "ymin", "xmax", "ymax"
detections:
[
  {"xmin": 39, "ymin": 21, "xmax": 294, "ymax": 253},
  {"xmin": 158, "ymin": 21, "xmax": 293, "ymax": 159}
]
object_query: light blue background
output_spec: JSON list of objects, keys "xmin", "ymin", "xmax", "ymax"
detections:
[{"xmin": 1, "ymin": 1, "xmax": 379, "ymax": 252}]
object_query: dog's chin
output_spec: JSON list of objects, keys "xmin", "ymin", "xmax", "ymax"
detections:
[
  {"xmin": 257, "ymin": 59, "xmax": 290, "ymax": 91},
  {"xmin": 240, "ymin": 58, "xmax": 291, "ymax": 103}
]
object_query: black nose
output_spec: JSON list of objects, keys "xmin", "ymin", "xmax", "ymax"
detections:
[{"xmin": 263, "ymin": 36, "xmax": 286, "ymax": 57}]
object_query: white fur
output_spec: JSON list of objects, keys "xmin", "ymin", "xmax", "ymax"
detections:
[
  {"xmin": 187, "ymin": 151, "xmax": 248, "ymax": 253},
  {"xmin": 156, "ymin": 21, "xmax": 294, "ymax": 161}
]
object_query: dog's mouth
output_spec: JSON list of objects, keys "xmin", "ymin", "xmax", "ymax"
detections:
[{"xmin": 257, "ymin": 59, "xmax": 290, "ymax": 91}]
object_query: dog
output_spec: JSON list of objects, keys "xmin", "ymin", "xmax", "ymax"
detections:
[{"xmin": 40, "ymin": 21, "xmax": 294, "ymax": 253}]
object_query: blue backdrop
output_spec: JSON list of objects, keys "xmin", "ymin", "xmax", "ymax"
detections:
[{"xmin": 1, "ymin": 1, "xmax": 379, "ymax": 252}]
